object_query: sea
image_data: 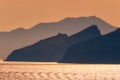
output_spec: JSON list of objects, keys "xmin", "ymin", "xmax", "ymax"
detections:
[{"xmin": 0, "ymin": 61, "xmax": 120, "ymax": 80}]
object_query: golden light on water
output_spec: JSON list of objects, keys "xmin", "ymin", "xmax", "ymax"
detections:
[{"xmin": 0, "ymin": 61, "xmax": 120, "ymax": 80}]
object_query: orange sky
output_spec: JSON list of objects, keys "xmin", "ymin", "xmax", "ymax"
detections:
[{"xmin": 0, "ymin": 0, "xmax": 120, "ymax": 31}]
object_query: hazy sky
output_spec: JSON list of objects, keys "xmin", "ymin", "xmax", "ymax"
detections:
[{"xmin": 0, "ymin": 0, "xmax": 120, "ymax": 31}]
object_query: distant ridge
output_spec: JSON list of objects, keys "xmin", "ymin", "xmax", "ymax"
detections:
[
  {"xmin": 6, "ymin": 25, "xmax": 101, "ymax": 61},
  {"xmin": 0, "ymin": 16, "xmax": 117, "ymax": 59},
  {"xmin": 30, "ymin": 16, "xmax": 116, "ymax": 35}
]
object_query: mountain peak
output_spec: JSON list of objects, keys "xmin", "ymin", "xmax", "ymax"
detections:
[
  {"xmin": 76, "ymin": 15, "xmax": 98, "ymax": 19},
  {"xmin": 59, "ymin": 17, "xmax": 77, "ymax": 22},
  {"xmin": 116, "ymin": 28, "xmax": 120, "ymax": 31},
  {"xmin": 85, "ymin": 25, "xmax": 98, "ymax": 30},
  {"xmin": 83, "ymin": 25, "xmax": 100, "ymax": 33},
  {"xmin": 88, "ymin": 15, "xmax": 97, "ymax": 18},
  {"xmin": 62, "ymin": 16, "xmax": 97, "ymax": 20},
  {"xmin": 57, "ymin": 33, "xmax": 68, "ymax": 37},
  {"xmin": 70, "ymin": 25, "xmax": 101, "ymax": 40},
  {"xmin": 39, "ymin": 33, "xmax": 68, "ymax": 43},
  {"xmin": 11, "ymin": 28, "xmax": 26, "ymax": 32}
]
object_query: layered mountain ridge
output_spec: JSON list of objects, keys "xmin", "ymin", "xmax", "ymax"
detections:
[
  {"xmin": 0, "ymin": 16, "xmax": 117, "ymax": 59},
  {"xmin": 6, "ymin": 25, "xmax": 101, "ymax": 61}
]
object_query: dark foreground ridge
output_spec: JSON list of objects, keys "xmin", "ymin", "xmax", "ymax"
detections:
[
  {"xmin": 60, "ymin": 29, "xmax": 120, "ymax": 64},
  {"xmin": 6, "ymin": 25, "xmax": 101, "ymax": 62}
]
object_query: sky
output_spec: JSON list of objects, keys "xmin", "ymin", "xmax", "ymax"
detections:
[{"xmin": 0, "ymin": 0, "xmax": 120, "ymax": 31}]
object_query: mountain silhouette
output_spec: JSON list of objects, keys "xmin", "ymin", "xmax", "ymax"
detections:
[
  {"xmin": 60, "ymin": 29, "xmax": 120, "ymax": 64},
  {"xmin": 6, "ymin": 25, "xmax": 101, "ymax": 61},
  {"xmin": 0, "ymin": 16, "xmax": 117, "ymax": 59}
]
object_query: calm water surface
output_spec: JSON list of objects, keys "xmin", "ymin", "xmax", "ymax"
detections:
[{"xmin": 0, "ymin": 61, "xmax": 120, "ymax": 80}]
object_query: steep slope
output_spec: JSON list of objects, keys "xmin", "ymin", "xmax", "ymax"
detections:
[
  {"xmin": 6, "ymin": 33, "xmax": 68, "ymax": 61},
  {"xmin": 6, "ymin": 25, "xmax": 101, "ymax": 61},
  {"xmin": 0, "ymin": 16, "xmax": 117, "ymax": 59},
  {"xmin": 60, "ymin": 29, "xmax": 120, "ymax": 64}
]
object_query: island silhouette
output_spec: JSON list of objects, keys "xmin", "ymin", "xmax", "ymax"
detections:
[
  {"xmin": 1, "ymin": 16, "xmax": 120, "ymax": 63},
  {"xmin": 0, "ymin": 16, "xmax": 117, "ymax": 59}
]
